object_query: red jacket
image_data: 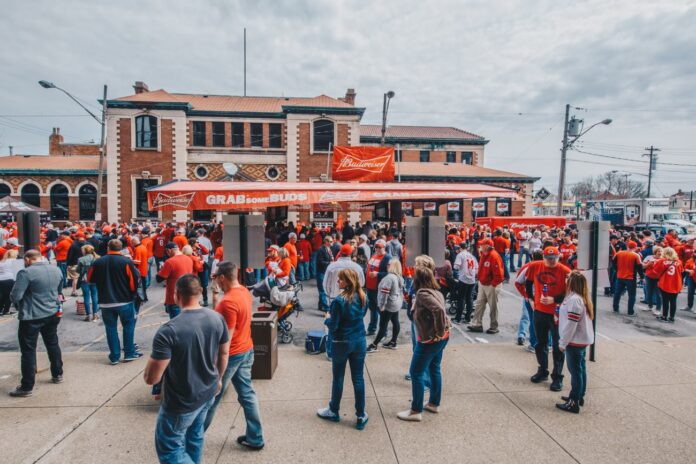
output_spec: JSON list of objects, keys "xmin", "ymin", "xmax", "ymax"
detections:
[
  {"xmin": 297, "ymin": 239, "xmax": 313, "ymax": 263},
  {"xmin": 478, "ymin": 250, "xmax": 504, "ymax": 286}
]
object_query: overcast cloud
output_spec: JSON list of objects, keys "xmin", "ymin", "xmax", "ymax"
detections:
[{"xmin": 1, "ymin": 0, "xmax": 695, "ymax": 196}]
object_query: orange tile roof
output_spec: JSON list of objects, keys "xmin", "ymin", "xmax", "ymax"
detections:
[
  {"xmin": 114, "ymin": 90, "xmax": 355, "ymax": 112},
  {"xmin": 0, "ymin": 155, "xmax": 99, "ymax": 172},
  {"xmin": 360, "ymin": 124, "xmax": 484, "ymax": 140},
  {"xmin": 396, "ymin": 162, "xmax": 537, "ymax": 180}
]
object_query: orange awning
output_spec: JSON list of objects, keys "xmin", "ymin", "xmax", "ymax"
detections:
[{"xmin": 147, "ymin": 180, "xmax": 517, "ymax": 211}]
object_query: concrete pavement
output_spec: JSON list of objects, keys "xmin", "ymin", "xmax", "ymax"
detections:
[{"xmin": 2, "ymin": 336, "xmax": 696, "ymax": 463}]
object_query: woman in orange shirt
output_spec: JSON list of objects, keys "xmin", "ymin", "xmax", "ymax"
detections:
[{"xmin": 652, "ymin": 247, "xmax": 683, "ymax": 322}]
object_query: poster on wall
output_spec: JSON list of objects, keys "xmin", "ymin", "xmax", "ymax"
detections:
[
  {"xmin": 495, "ymin": 198, "xmax": 512, "ymax": 217},
  {"xmin": 424, "ymin": 201, "xmax": 438, "ymax": 217},
  {"xmin": 447, "ymin": 201, "xmax": 460, "ymax": 211},
  {"xmin": 447, "ymin": 201, "xmax": 463, "ymax": 222},
  {"xmin": 402, "ymin": 201, "xmax": 413, "ymax": 216},
  {"xmin": 472, "ymin": 198, "xmax": 487, "ymax": 221}
]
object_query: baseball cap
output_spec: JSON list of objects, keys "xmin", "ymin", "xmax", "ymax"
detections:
[
  {"xmin": 267, "ymin": 244, "xmax": 280, "ymax": 252},
  {"xmin": 374, "ymin": 239, "xmax": 386, "ymax": 248},
  {"xmin": 627, "ymin": 240, "xmax": 638, "ymax": 249},
  {"xmin": 543, "ymin": 247, "xmax": 560, "ymax": 258},
  {"xmin": 340, "ymin": 244, "xmax": 353, "ymax": 256},
  {"xmin": 300, "ymin": 233, "xmax": 306, "ymax": 239},
  {"xmin": 6, "ymin": 237, "xmax": 21, "ymax": 247},
  {"xmin": 165, "ymin": 242, "xmax": 179, "ymax": 250},
  {"xmin": 359, "ymin": 234, "xmax": 368, "ymax": 241},
  {"xmin": 480, "ymin": 238, "xmax": 494, "ymax": 247}
]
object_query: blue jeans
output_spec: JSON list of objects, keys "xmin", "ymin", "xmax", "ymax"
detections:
[
  {"xmin": 57, "ymin": 261, "xmax": 67, "ymax": 288},
  {"xmin": 155, "ymin": 397, "xmax": 214, "ymax": 464},
  {"xmin": 517, "ymin": 248, "xmax": 530, "ymax": 268},
  {"xmin": 366, "ymin": 289, "xmax": 379, "ymax": 333},
  {"xmin": 82, "ymin": 283, "xmax": 99, "ymax": 316},
  {"xmin": 101, "ymin": 302, "xmax": 136, "ymax": 363},
  {"xmin": 503, "ymin": 253, "xmax": 510, "ymax": 280},
  {"xmin": 645, "ymin": 277, "xmax": 662, "ymax": 309},
  {"xmin": 517, "ymin": 300, "xmax": 537, "ymax": 347},
  {"xmin": 687, "ymin": 278, "xmax": 696, "ymax": 309},
  {"xmin": 410, "ymin": 338, "xmax": 448, "ymax": 412},
  {"xmin": 204, "ymin": 349, "xmax": 264, "ymax": 446},
  {"xmin": 613, "ymin": 279, "xmax": 636, "ymax": 314},
  {"xmin": 565, "ymin": 346, "xmax": 587, "ymax": 402},
  {"xmin": 310, "ymin": 251, "xmax": 318, "ymax": 278},
  {"xmin": 166, "ymin": 304, "xmax": 181, "ymax": 319},
  {"xmin": 298, "ymin": 262, "xmax": 310, "ymax": 281},
  {"xmin": 329, "ymin": 338, "xmax": 366, "ymax": 417},
  {"xmin": 409, "ymin": 320, "xmax": 431, "ymax": 387},
  {"xmin": 317, "ymin": 273, "xmax": 329, "ymax": 311}
]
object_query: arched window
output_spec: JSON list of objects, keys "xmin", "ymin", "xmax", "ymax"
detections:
[
  {"xmin": 313, "ymin": 119, "xmax": 334, "ymax": 152},
  {"xmin": 79, "ymin": 184, "xmax": 97, "ymax": 220},
  {"xmin": 135, "ymin": 115, "xmax": 158, "ymax": 149},
  {"xmin": 20, "ymin": 184, "xmax": 40, "ymax": 207},
  {"xmin": 0, "ymin": 183, "xmax": 10, "ymax": 198},
  {"xmin": 50, "ymin": 184, "xmax": 69, "ymax": 220}
]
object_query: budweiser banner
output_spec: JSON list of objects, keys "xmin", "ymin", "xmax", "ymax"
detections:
[{"xmin": 332, "ymin": 146, "xmax": 395, "ymax": 182}]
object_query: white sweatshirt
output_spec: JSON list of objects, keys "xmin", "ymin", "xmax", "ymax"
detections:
[
  {"xmin": 559, "ymin": 292, "xmax": 595, "ymax": 349},
  {"xmin": 454, "ymin": 250, "xmax": 478, "ymax": 285}
]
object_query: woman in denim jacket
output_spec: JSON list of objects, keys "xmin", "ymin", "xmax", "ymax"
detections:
[{"xmin": 317, "ymin": 268, "xmax": 369, "ymax": 430}]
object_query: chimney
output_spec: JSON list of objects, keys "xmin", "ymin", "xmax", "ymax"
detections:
[
  {"xmin": 342, "ymin": 88, "xmax": 356, "ymax": 106},
  {"xmin": 49, "ymin": 127, "xmax": 64, "ymax": 155},
  {"xmin": 133, "ymin": 81, "xmax": 149, "ymax": 94}
]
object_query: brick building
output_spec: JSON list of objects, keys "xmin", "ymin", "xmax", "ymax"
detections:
[{"xmin": 0, "ymin": 128, "xmax": 105, "ymax": 221}]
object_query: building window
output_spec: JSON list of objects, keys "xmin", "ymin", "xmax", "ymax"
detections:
[
  {"xmin": 50, "ymin": 184, "xmax": 69, "ymax": 220},
  {"xmin": 0, "ymin": 184, "xmax": 10, "ymax": 197},
  {"xmin": 192, "ymin": 121, "xmax": 206, "ymax": 146},
  {"xmin": 135, "ymin": 115, "xmax": 158, "ymax": 149},
  {"xmin": 269, "ymin": 123, "xmax": 282, "ymax": 148},
  {"xmin": 192, "ymin": 210, "xmax": 213, "ymax": 222},
  {"xmin": 266, "ymin": 165, "xmax": 280, "ymax": 181},
  {"xmin": 250, "ymin": 123, "xmax": 263, "ymax": 147},
  {"xmin": 420, "ymin": 150, "xmax": 430, "ymax": 163},
  {"xmin": 194, "ymin": 165, "xmax": 209, "ymax": 179},
  {"xmin": 78, "ymin": 184, "xmax": 97, "ymax": 220},
  {"xmin": 461, "ymin": 151, "xmax": 473, "ymax": 165},
  {"xmin": 446, "ymin": 151, "xmax": 456, "ymax": 163},
  {"xmin": 313, "ymin": 119, "xmax": 334, "ymax": 152},
  {"xmin": 232, "ymin": 122, "xmax": 245, "ymax": 147},
  {"xmin": 394, "ymin": 149, "xmax": 402, "ymax": 162},
  {"xmin": 21, "ymin": 184, "xmax": 40, "ymax": 207},
  {"xmin": 212, "ymin": 121, "xmax": 225, "ymax": 147},
  {"xmin": 135, "ymin": 178, "xmax": 159, "ymax": 218}
]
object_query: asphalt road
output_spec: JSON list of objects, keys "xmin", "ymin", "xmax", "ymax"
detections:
[{"xmin": 2, "ymin": 274, "xmax": 696, "ymax": 359}]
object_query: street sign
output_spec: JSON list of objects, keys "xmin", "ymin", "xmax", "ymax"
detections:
[{"xmin": 536, "ymin": 187, "xmax": 551, "ymax": 200}]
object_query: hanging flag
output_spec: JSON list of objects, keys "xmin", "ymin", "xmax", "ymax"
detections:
[{"xmin": 332, "ymin": 146, "xmax": 395, "ymax": 182}]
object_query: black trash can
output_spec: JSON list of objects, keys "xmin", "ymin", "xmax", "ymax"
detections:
[{"xmin": 250, "ymin": 311, "xmax": 278, "ymax": 379}]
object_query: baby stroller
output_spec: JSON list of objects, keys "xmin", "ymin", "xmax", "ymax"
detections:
[{"xmin": 256, "ymin": 280, "xmax": 303, "ymax": 344}]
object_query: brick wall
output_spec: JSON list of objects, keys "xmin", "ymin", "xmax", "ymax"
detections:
[
  {"xmin": 117, "ymin": 118, "xmax": 175, "ymax": 221},
  {"xmin": 297, "ymin": 122, "xmax": 351, "ymax": 181}
]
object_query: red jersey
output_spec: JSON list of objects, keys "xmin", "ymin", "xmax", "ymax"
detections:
[
  {"xmin": 366, "ymin": 253, "xmax": 386, "ymax": 290},
  {"xmin": 478, "ymin": 250, "xmax": 504, "ymax": 287},
  {"xmin": 526, "ymin": 261, "xmax": 571, "ymax": 315},
  {"xmin": 153, "ymin": 234, "xmax": 167, "ymax": 259},
  {"xmin": 653, "ymin": 259, "xmax": 683, "ymax": 294},
  {"xmin": 615, "ymin": 250, "xmax": 642, "ymax": 281},
  {"xmin": 493, "ymin": 236, "xmax": 510, "ymax": 255},
  {"xmin": 559, "ymin": 243, "xmax": 576, "ymax": 265}
]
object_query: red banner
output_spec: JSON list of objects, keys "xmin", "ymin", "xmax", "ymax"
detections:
[{"xmin": 331, "ymin": 146, "xmax": 394, "ymax": 182}]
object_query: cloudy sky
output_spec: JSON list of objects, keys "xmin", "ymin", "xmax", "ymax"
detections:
[{"xmin": 1, "ymin": 0, "xmax": 695, "ymax": 196}]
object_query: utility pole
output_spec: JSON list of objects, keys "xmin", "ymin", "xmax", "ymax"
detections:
[
  {"xmin": 643, "ymin": 145, "xmax": 659, "ymax": 198},
  {"xmin": 556, "ymin": 103, "xmax": 570, "ymax": 215},
  {"xmin": 95, "ymin": 85, "xmax": 107, "ymax": 222},
  {"xmin": 9, "ymin": 146, "xmax": 13, "ymax": 156},
  {"xmin": 243, "ymin": 28, "xmax": 247, "ymax": 96}
]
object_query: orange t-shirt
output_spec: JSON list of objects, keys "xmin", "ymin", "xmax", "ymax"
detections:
[
  {"xmin": 615, "ymin": 250, "xmax": 642, "ymax": 280},
  {"xmin": 284, "ymin": 242, "xmax": 298, "ymax": 268},
  {"xmin": 214, "ymin": 246, "xmax": 224, "ymax": 261},
  {"xmin": 654, "ymin": 259, "xmax": 684, "ymax": 294},
  {"xmin": 215, "ymin": 286, "xmax": 253, "ymax": 356},
  {"xmin": 157, "ymin": 254, "xmax": 194, "ymax": 305},
  {"xmin": 133, "ymin": 244, "xmax": 149, "ymax": 277},
  {"xmin": 493, "ymin": 236, "xmax": 510, "ymax": 255},
  {"xmin": 54, "ymin": 237, "xmax": 73, "ymax": 262},
  {"xmin": 173, "ymin": 234, "xmax": 188, "ymax": 250},
  {"xmin": 526, "ymin": 261, "xmax": 571, "ymax": 314},
  {"xmin": 141, "ymin": 236, "xmax": 154, "ymax": 258}
]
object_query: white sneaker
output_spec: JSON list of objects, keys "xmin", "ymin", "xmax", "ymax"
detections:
[{"xmin": 397, "ymin": 410, "xmax": 422, "ymax": 422}]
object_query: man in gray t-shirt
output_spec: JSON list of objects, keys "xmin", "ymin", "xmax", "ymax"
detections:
[{"xmin": 144, "ymin": 274, "xmax": 230, "ymax": 464}]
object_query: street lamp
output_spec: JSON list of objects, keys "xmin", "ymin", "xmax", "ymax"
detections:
[
  {"xmin": 39, "ymin": 80, "xmax": 107, "ymax": 222},
  {"xmin": 380, "ymin": 90, "xmax": 395, "ymax": 146},
  {"xmin": 557, "ymin": 104, "xmax": 612, "ymax": 215}
]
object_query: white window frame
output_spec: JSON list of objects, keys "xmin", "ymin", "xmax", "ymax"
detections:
[
  {"xmin": 131, "ymin": 113, "xmax": 162, "ymax": 151},
  {"xmin": 310, "ymin": 117, "xmax": 336, "ymax": 154}
]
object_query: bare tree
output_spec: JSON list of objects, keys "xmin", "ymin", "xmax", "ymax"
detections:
[{"xmin": 570, "ymin": 172, "xmax": 646, "ymax": 200}]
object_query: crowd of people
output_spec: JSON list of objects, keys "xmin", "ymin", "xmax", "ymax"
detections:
[{"xmin": 1, "ymin": 215, "xmax": 695, "ymax": 461}]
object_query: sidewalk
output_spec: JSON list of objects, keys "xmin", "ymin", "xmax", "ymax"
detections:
[{"xmin": 2, "ymin": 337, "xmax": 696, "ymax": 463}]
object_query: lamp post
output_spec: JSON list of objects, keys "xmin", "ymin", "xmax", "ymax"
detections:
[
  {"xmin": 380, "ymin": 90, "xmax": 395, "ymax": 146},
  {"xmin": 39, "ymin": 80, "xmax": 107, "ymax": 222},
  {"xmin": 557, "ymin": 103, "xmax": 612, "ymax": 215}
]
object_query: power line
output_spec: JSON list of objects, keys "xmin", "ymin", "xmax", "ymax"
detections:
[{"xmin": 573, "ymin": 148, "xmax": 696, "ymax": 167}]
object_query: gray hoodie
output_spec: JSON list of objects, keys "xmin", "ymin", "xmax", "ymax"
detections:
[
  {"xmin": 11, "ymin": 261, "xmax": 63, "ymax": 321},
  {"xmin": 377, "ymin": 273, "xmax": 404, "ymax": 312}
]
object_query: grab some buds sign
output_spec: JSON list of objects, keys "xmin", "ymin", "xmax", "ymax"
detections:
[{"xmin": 331, "ymin": 146, "xmax": 395, "ymax": 182}]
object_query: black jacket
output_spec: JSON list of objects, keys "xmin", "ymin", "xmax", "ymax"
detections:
[
  {"xmin": 316, "ymin": 246, "xmax": 334, "ymax": 274},
  {"xmin": 87, "ymin": 253, "xmax": 140, "ymax": 305},
  {"xmin": 67, "ymin": 240, "xmax": 86, "ymax": 266}
]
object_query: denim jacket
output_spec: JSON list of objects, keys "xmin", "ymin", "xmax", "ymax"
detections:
[{"xmin": 326, "ymin": 293, "xmax": 368, "ymax": 341}]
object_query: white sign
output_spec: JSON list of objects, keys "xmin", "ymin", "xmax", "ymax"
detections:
[
  {"xmin": 447, "ymin": 201, "xmax": 460, "ymax": 211},
  {"xmin": 402, "ymin": 201, "xmax": 413, "ymax": 211},
  {"xmin": 424, "ymin": 202, "xmax": 437, "ymax": 211},
  {"xmin": 472, "ymin": 201, "xmax": 486, "ymax": 212}
]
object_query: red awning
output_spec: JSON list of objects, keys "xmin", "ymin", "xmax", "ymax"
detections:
[{"xmin": 147, "ymin": 180, "xmax": 518, "ymax": 211}]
